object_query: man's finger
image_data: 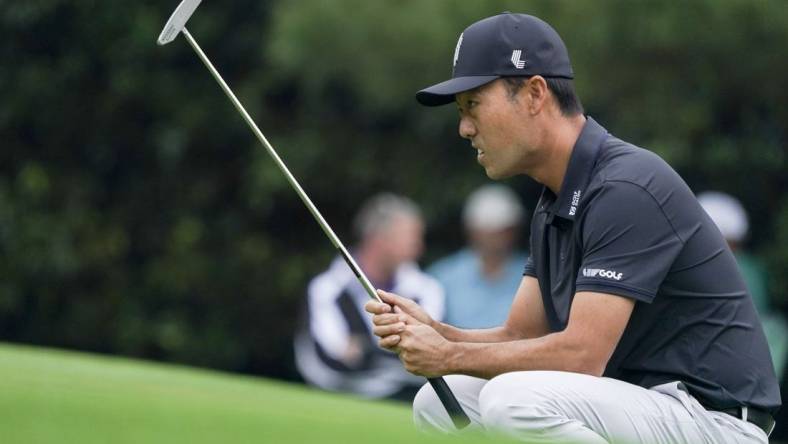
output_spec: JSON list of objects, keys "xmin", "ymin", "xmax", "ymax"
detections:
[
  {"xmin": 373, "ymin": 323, "xmax": 405, "ymax": 338},
  {"xmin": 372, "ymin": 313, "xmax": 402, "ymax": 326},
  {"xmin": 379, "ymin": 335, "xmax": 400, "ymax": 349},
  {"xmin": 377, "ymin": 289, "xmax": 410, "ymax": 307},
  {"xmin": 364, "ymin": 300, "xmax": 392, "ymax": 315},
  {"xmin": 399, "ymin": 313, "xmax": 420, "ymax": 325}
]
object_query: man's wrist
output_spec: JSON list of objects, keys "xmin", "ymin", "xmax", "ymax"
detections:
[
  {"xmin": 441, "ymin": 340, "xmax": 464, "ymax": 375},
  {"xmin": 432, "ymin": 319, "xmax": 450, "ymax": 338}
]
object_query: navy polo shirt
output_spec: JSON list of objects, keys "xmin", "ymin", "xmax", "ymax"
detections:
[{"xmin": 524, "ymin": 117, "xmax": 781, "ymax": 413}]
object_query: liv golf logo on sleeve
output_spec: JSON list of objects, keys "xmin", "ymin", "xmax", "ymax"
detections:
[{"xmin": 583, "ymin": 268, "xmax": 623, "ymax": 281}]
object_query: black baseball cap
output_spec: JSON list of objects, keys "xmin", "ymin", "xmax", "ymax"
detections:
[{"xmin": 416, "ymin": 12, "xmax": 574, "ymax": 106}]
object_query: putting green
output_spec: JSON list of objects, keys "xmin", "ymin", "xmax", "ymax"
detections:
[{"xmin": 0, "ymin": 342, "xmax": 513, "ymax": 443}]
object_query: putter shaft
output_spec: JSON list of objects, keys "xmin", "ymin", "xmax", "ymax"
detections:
[
  {"xmin": 179, "ymin": 27, "xmax": 470, "ymax": 429},
  {"xmin": 181, "ymin": 28, "xmax": 379, "ymax": 303}
]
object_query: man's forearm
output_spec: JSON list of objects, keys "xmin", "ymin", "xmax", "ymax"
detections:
[
  {"xmin": 434, "ymin": 321, "xmax": 521, "ymax": 343},
  {"xmin": 441, "ymin": 333, "xmax": 604, "ymax": 379}
]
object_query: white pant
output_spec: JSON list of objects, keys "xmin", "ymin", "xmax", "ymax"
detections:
[{"xmin": 413, "ymin": 371, "xmax": 769, "ymax": 444}]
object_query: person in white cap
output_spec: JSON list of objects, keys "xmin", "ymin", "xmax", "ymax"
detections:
[
  {"xmin": 698, "ymin": 191, "xmax": 787, "ymax": 381},
  {"xmin": 428, "ymin": 184, "xmax": 528, "ymax": 329}
]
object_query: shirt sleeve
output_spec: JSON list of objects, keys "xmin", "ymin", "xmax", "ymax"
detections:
[
  {"xmin": 575, "ymin": 181, "xmax": 684, "ymax": 303},
  {"xmin": 524, "ymin": 254, "xmax": 537, "ymax": 277}
]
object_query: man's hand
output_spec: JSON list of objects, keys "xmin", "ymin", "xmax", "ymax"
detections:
[
  {"xmin": 365, "ymin": 289, "xmax": 452, "ymax": 376},
  {"xmin": 341, "ymin": 335, "xmax": 365, "ymax": 368},
  {"xmin": 365, "ymin": 289, "xmax": 439, "ymax": 351},
  {"xmin": 397, "ymin": 322, "xmax": 455, "ymax": 377},
  {"xmin": 365, "ymin": 289, "xmax": 437, "ymax": 326},
  {"xmin": 364, "ymin": 290, "xmax": 428, "ymax": 353}
]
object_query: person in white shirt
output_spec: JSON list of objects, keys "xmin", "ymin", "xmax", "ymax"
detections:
[{"xmin": 294, "ymin": 193, "xmax": 444, "ymax": 400}]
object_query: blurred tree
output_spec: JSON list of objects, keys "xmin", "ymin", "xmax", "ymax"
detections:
[{"xmin": 0, "ymin": 0, "xmax": 786, "ymax": 381}]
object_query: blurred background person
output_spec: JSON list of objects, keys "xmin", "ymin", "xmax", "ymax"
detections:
[
  {"xmin": 698, "ymin": 191, "xmax": 788, "ymax": 440},
  {"xmin": 428, "ymin": 184, "xmax": 528, "ymax": 329},
  {"xmin": 698, "ymin": 191, "xmax": 787, "ymax": 380},
  {"xmin": 294, "ymin": 193, "xmax": 444, "ymax": 400}
]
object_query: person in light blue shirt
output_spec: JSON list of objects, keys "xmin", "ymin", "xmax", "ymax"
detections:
[{"xmin": 428, "ymin": 184, "xmax": 528, "ymax": 329}]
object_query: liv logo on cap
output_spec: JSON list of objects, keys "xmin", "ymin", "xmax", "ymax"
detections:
[
  {"xmin": 511, "ymin": 50, "xmax": 526, "ymax": 69},
  {"xmin": 416, "ymin": 12, "xmax": 574, "ymax": 106}
]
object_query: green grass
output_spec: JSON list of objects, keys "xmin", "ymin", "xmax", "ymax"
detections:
[{"xmin": 0, "ymin": 342, "xmax": 510, "ymax": 443}]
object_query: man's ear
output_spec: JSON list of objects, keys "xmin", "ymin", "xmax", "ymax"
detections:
[{"xmin": 524, "ymin": 75, "xmax": 549, "ymax": 115}]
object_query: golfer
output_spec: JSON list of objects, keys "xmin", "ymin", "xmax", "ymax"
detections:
[{"xmin": 365, "ymin": 12, "xmax": 779, "ymax": 443}]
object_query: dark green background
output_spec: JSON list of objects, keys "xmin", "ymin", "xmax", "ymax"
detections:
[{"xmin": 1, "ymin": 0, "xmax": 786, "ymax": 382}]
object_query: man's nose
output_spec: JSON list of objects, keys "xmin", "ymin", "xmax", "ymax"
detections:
[{"xmin": 459, "ymin": 117, "xmax": 476, "ymax": 140}]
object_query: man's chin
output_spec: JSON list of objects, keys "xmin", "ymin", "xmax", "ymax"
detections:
[{"xmin": 483, "ymin": 166, "xmax": 513, "ymax": 180}]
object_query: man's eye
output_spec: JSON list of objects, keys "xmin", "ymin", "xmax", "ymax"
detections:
[{"xmin": 457, "ymin": 100, "xmax": 478, "ymax": 114}]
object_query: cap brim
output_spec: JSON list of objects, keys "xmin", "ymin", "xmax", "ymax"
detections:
[{"xmin": 415, "ymin": 75, "xmax": 499, "ymax": 106}]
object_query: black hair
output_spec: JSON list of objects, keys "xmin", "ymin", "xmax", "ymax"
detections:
[{"xmin": 502, "ymin": 76, "xmax": 584, "ymax": 117}]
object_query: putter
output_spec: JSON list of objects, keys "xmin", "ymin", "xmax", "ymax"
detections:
[{"xmin": 158, "ymin": 0, "xmax": 470, "ymax": 428}]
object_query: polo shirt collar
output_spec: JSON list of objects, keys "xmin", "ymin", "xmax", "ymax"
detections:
[{"xmin": 552, "ymin": 116, "xmax": 608, "ymax": 221}]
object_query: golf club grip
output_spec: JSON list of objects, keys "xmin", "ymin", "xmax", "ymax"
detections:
[{"xmin": 428, "ymin": 377, "xmax": 470, "ymax": 428}]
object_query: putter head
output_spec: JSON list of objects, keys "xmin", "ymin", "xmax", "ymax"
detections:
[{"xmin": 157, "ymin": 0, "xmax": 203, "ymax": 45}]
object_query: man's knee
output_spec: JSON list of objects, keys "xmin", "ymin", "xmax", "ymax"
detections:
[
  {"xmin": 412, "ymin": 381, "xmax": 440, "ymax": 427},
  {"xmin": 413, "ymin": 375, "xmax": 487, "ymax": 431},
  {"xmin": 478, "ymin": 371, "xmax": 568, "ymax": 430}
]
